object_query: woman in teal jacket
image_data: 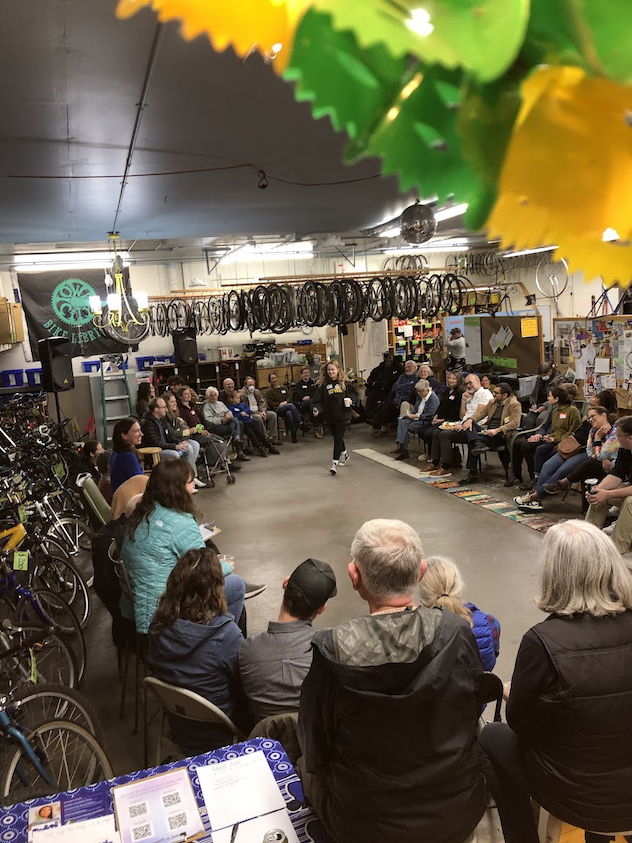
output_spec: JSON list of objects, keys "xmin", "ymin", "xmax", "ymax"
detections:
[{"xmin": 121, "ymin": 459, "xmax": 245, "ymax": 634}]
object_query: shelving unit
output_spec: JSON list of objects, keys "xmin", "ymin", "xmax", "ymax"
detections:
[
  {"xmin": 152, "ymin": 358, "xmax": 257, "ymax": 396},
  {"xmin": 387, "ymin": 319, "xmax": 442, "ymax": 361},
  {"xmin": 254, "ymin": 343, "xmax": 327, "ymax": 390}
]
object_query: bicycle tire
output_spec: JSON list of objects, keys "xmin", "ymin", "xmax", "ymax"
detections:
[
  {"xmin": 0, "ymin": 625, "xmax": 76, "ymax": 693},
  {"xmin": 18, "ymin": 590, "xmax": 86, "ymax": 688},
  {"xmin": 8, "ymin": 684, "xmax": 102, "ymax": 742},
  {"xmin": 1, "ymin": 720, "xmax": 113, "ymax": 797},
  {"xmin": 30, "ymin": 556, "xmax": 91, "ymax": 630},
  {"xmin": 46, "ymin": 517, "xmax": 93, "ymax": 557}
]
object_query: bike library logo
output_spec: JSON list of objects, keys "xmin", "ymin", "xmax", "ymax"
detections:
[{"xmin": 44, "ymin": 278, "xmax": 102, "ymax": 344}]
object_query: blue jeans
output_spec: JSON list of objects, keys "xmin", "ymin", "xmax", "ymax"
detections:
[
  {"xmin": 276, "ymin": 403, "xmax": 301, "ymax": 431},
  {"xmin": 396, "ymin": 417, "xmax": 432, "ymax": 449},
  {"xmin": 534, "ymin": 442, "xmax": 557, "ymax": 476},
  {"xmin": 223, "ymin": 573, "xmax": 245, "ymax": 624},
  {"xmin": 159, "ymin": 443, "xmax": 199, "ymax": 476},
  {"xmin": 536, "ymin": 451, "xmax": 589, "ymax": 496}
]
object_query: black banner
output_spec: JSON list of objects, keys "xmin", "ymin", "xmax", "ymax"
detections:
[{"xmin": 18, "ymin": 270, "xmax": 126, "ymax": 359}]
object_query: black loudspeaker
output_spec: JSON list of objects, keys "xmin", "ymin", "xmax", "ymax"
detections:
[
  {"xmin": 172, "ymin": 328, "xmax": 198, "ymax": 366},
  {"xmin": 38, "ymin": 337, "xmax": 74, "ymax": 393}
]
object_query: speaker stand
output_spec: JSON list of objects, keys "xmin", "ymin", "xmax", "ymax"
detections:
[{"xmin": 54, "ymin": 391, "xmax": 65, "ymax": 445}]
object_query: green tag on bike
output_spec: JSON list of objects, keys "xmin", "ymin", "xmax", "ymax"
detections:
[
  {"xmin": 29, "ymin": 649, "xmax": 37, "ymax": 684},
  {"xmin": 53, "ymin": 462, "xmax": 65, "ymax": 478},
  {"xmin": 17, "ymin": 505, "xmax": 27, "ymax": 523},
  {"xmin": 13, "ymin": 551, "xmax": 29, "ymax": 571}
]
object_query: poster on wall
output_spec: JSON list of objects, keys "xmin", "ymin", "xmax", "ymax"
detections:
[{"xmin": 18, "ymin": 270, "xmax": 126, "ymax": 359}]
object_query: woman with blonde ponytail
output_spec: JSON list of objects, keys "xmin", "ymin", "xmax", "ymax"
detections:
[{"xmin": 418, "ymin": 556, "xmax": 500, "ymax": 671}]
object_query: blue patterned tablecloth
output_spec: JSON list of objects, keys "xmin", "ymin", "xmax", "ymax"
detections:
[{"xmin": 0, "ymin": 738, "xmax": 328, "ymax": 843}]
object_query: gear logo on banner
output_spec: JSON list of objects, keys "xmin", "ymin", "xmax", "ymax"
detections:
[{"xmin": 51, "ymin": 278, "xmax": 96, "ymax": 327}]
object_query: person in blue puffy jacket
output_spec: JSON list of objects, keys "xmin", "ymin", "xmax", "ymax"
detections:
[
  {"xmin": 418, "ymin": 555, "xmax": 500, "ymax": 671},
  {"xmin": 121, "ymin": 458, "xmax": 245, "ymax": 635}
]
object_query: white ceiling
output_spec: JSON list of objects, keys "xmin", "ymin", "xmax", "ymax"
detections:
[{"xmin": 0, "ymin": 0, "xmax": 433, "ymax": 248}]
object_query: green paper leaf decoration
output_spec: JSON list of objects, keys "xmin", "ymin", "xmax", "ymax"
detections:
[
  {"xmin": 311, "ymin": 0, "xmax": 530, "ymax": 83},
  {"xmin": 582, "ymin": 0, "xmax": 632, "ymax": 83}
]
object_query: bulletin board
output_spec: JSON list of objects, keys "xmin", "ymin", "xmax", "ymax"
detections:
[
  {"xmin": 553, "ymin": 316, "xmax": 632, "ymax": 409},
  {"xmin": 465, "ymin": 315, "xmax": 544, "ymax": 372}
]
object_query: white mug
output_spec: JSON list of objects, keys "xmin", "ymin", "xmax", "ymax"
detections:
[{"xmin": 344, "ymin": 397, "xmax": 352, "ymax": 408}]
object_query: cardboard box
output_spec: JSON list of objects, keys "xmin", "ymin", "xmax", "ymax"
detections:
[{"xmin": 0, "ymin": 299, "xmax": 24, "ymax": 344}]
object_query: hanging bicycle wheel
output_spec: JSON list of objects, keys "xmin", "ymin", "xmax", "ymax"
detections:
[
  {"xmin": 535, "ymin": 257, "xmax": 569, "ymax": 299},
  {"xmin": 1, "ymin": 720, "xmax": 113, "ymax": 798}
]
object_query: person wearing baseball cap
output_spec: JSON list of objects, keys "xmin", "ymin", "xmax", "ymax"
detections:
[{"xmin": 239, "ymin": 559, "xmax": 337, "ymax": 723}]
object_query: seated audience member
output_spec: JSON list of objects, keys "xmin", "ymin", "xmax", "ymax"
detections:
[
  {"xmin": 140, "ymin": 397, "xmax": 199, "ymax": 479},
  {"xmin": 373, "ymin": 359, "xmax": 420, "ymax": 437},
  {"xmin": 458, "ymin": 382, "xmax": 521, "ymax": 484},
  {"xmin": 524, "ymin": 361, "xmax": 564, "ymax": 429},
  {"xmin": 446, "ymin": 328, "xmax": 467, "ymax": 370},
  {"xmin": 166, "ymin": 373, "xmax": 185, "ymax": 393},
  {"xmin": 218, "ymin": 377, "xmax": 235, "ymax": 404},
  {"xmin": 109, "ymin": 417, "xmax": 144, "ymax": 493},
  {"xmin": 293, "ymin": 367, "xmax": 318, "ymax": 433},
  {"xmin": 298, "ymin": 518, "xmax": 486, "ymax": 843},
  {"xmin": 585, "ymin": 415, "xmax": 632, "ymax": 556},
  {"xmin": 418, "ymin": 371, "xmax": 464, "ymax": 454},
  {"xmin": 78, "ymin": 439, "xmax": 104, "ymax": 482},
  {"xmin": 110, "ymin": 474, "xmax": 149, "ymax": 520},
  {"xmin": 148, "ymin": 547, "xmax": 249, "ymax": 755},
  {"xmin": 226, "ymin": 391, "xmax": 278, "ymax": 456},
  {"xmin": 365, "ymin": 353, "xmax": 403, "ymax": 418},
  {"xmin": 201, "ymin": 386, "xmax": 248, "ymax": 461},
  {"xmin": 121, "ymin": 459, "xmax": 245, "ymax": 635},
  {"xmin": 239, "ymin": 376, "xmax": 280, "ymax": 444},
  {"xmin": 480, "ymin": 374, "xmax": 493, "ymax": 392},
  {"xmin": 512, "ymin": 386, "xmax": 581, "ymax": 499},
  {"xmin": 517, "ymin": 403, "xmax": 618, "ymax": 512},
  {"xmin": 420, "ymin": 373, "xmax": 493, "ymax": 478},
  {"xmin": 166, "ymin": 391, "xmax": 241, "ymax": 474},
  {"xmin": 418, "ymin": 556, "xmax": 500, "ymax": 671},
  {"xmin": 266, "ymin": 373, "xmax": 302, "ymax": 443},
  {"xmin": 239, "ymin": 558, "xmax": 337, "ymax": 723},
  {"xmin": 135, "ymin": 381, "xmax": 155, "ymax": 419},
  {"xmin": 418, "ymin": 363, "xmax": 447, "ymax": 396},
  {"xmin": 480, "ymin": 520, "xmax": 632, "ymax": 843},
  {"xmin": 96, "ymin": 450, "xmax": 113, "ymax": 504},
  {"xmin": 393, "ymin": 379, "xmax": 440, "ymax": 461}
]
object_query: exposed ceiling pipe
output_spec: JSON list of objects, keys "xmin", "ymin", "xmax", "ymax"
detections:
[{"xmin": 111, "ymin": 23, "xmax": 164, "ymax": 234}]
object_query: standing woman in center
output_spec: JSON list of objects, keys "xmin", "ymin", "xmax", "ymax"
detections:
[{"xmin": 312, "ymin": 360, "xmax": 359, "ymax": 476}]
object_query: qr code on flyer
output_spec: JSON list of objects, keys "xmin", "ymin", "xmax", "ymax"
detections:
[
  {"xmin": 167, "ymin": 812, "xmax": 187, "ymax": 831},
  {"xmin": 162, "ymin": 791, "xmax": 182, "ymax": 809},
  {"xmin": 128, "ymin": 802, "xmax": 149, "ymax": 819},
  {"xmin": 131, "ymin": 821, "xmax": 154, "ymax": 842}
]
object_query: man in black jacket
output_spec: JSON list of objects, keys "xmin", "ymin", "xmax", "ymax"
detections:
[
  {"xmin": 293, "ymin": 367, "xmax": 320, "ymax": 437},
  {"xmin": 365, "ymin": 352, "xmax": 403, "ymax": 420},
  {"xmin": 297, "ymin": 518, "xmax": 485, "ymax": 843},
  {"xmin": 140, "ymin": 397, "xmax": 200, "ymax": 482}
]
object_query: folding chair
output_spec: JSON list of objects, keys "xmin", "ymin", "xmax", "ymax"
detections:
[
  {"xmin": 76, "ymin": 474, "xmax": 111, "ymax": 530},
  {"xmin": 144, "ymin": 676, "xmax": 245, "ymax": 766}
]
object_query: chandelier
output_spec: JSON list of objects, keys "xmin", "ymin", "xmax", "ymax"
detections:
[{"xmin": 89, "ymin": 233, "xmax": 151, "ymax": 345}]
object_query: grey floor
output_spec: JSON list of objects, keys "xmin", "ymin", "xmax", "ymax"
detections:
[{"xmin": 83, "ymin": 422, "xmax": 586, "ymax": 778}]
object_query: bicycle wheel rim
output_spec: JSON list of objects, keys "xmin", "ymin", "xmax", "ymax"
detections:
[
  {"xmin": 8, "ymin": 684, "xmax": 102, "ymax": 742},
  {"xmin": 31, "ymin": 557, "xmax": 91, "ymax": 630}
]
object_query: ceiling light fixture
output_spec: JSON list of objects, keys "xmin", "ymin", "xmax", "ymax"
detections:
[
  {"xmin": 434, "ymin": 203, "xmax": 468, "ymax": 222},
  {"xmin": 504, "ymin": 245, "xmax": 558, "ymax": 258},
  {"xmin": 406, "ymin": 8, "xmax": 434, "ymax": 36},
  {"xmin": 383, "ymin": 244, "xmax": 469, "ymax": 256},
  {"xmin": 12, "ymin": 252, "xmax": 131, "ymax": 270}
]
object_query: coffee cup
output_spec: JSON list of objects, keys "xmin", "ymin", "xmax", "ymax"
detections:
[{"xmin": 344, "ymin": 397, "xmax": 352, "ymax": 408}]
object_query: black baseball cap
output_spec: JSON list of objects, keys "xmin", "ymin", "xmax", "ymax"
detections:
[{"xmin": 286, "ymin": 558, "xmax": 337, "ymax": 612}]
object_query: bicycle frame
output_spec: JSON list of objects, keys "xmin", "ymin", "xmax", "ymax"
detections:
[
  {"xmin": 0, "ymin": 523, "xmax": 27, "ymax": 552},
  {"xmin": 0, "ymin": 707, "xmax": 55, "ymax": 788}
]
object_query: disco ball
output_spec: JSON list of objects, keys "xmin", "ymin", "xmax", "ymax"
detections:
[{"xmin": 399, "ymin": 202, "xmax": 437, "ymax": 244}]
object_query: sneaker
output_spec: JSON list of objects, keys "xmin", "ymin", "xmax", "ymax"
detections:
[
  {"xmin": 191, "ymin": 488, "xmax": 199, "ymax": 494},
  {"xmin": 418, "ymin": 466, "xmax": 439, "ymax": 475},
  {"xmin": 339, "ymin": 450, "xmax": 349, "ymax": 466},
  {"xmin": 518, "ymin": 500, "xmax": 544, "ymax": 512},
  {"xmin": 268, "ymin": 445, "xmax": 280, "ymax": 455},
  {"xmin": 471, "ymin": 443, "xmax": 490, "ymax": 456},
  {"xmin": 557, "ymin": 477, "xmax": 570, "ymax": 490},
  {"xmin": 330, "ymin": 460, "xmax": 339, "ymax": 475},
  {"xmin": 513, "ymin": 493, "xmax": 536, "ymax": 506},
  {"xmin": 227, "ymin": 463, "xmax": 241, "ymax": 472},
  {"xmin": 504, "ymin": 477, "xmax": 518, "ymax": 487},
  {"xmin": 193, "ymin": 477, "xmax": 206, "ymax": 488},
  {"xmin": 542, "ymin": 482, "xmax": 560, "ymax": 495},
  {"xmin": 257, "ymin": 447, "xmax": 269, "ymax": 457},
  {"xmin": 458, "ymin": 473, "xmax": 479, "ymax": 485},
  {"xmin": 244, "ymin": 583, "xmax": 267, "ymax": 599}
]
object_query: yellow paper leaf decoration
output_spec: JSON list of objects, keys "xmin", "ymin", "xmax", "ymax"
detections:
[
  {"xmin": 486, "ymin": 66, "xmax": 632, "ymax": 287},
  {"xmin": 115, "ymin": 0, "xmax": 308, "ymax": 71}
]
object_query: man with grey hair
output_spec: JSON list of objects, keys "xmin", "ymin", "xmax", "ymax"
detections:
[{"xmin": 297, "ymin": 518, "xmax": 486, "ymax": 843}]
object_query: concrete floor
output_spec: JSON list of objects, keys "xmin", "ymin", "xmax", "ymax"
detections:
[{"xmin": 82, "ymin": 422, "xmax": 588, "ymax": 778}]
